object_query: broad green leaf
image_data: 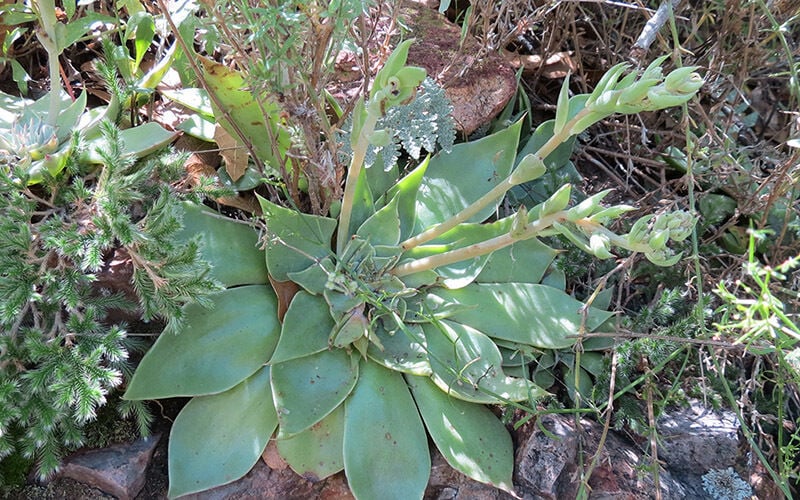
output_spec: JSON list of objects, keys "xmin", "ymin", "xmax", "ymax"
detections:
[
  {"xmin": 365, "ymin": 151, "xmax": 399, "ymax": 202},
  {"xmin": 476, "ymin": 237, "xmax": 557, "ymax": 284},
  {"xmin": 198, "ymin": 56, "xmax": 290, "ymax": 168},
  {"xmin": 423, "ymin": 320, "xmax": 544, "ymax": 403},
  {"xmin": 356, "ymin": 195, "xmax": 401, "ymax": 246},
  {"xmin": 54, "ymin": 90, "xmax": 87, "ymax": 143},
  {"xmin": 177, "ymin": 114, "xmax": 215, "ymax": 141},
  {"xmin": 346, "ymin": 163, "xmax": 375, "ymax": 238},
  {"xmin": 344, "ymin": 362, "xmax": 430, "ymax": 500},
  {"xmin": 276, "ymin": 404, "xmax": 345, "ymax": 481},
  {"xmin": 271, "ymin": 349, "xmax": 358, "ymax": 437},
  {"xmin": 407, "ymin": 376, "xmax": 515, "ymax": 493},
  {"xmin": 428, "ymin": 283, "xmax": 614, "ymax": 349},
  {"xmin": 160, "ymin": 88, "xmax": 214, "ymax": 118},
  {"xmin": 385, "ymin": 156, "xmax": 429, "ymax": 239},
  {"xmin": 563, "ymin": 365, "xmax": 594, "ymax": 404},
  {"xmin": 286, "ymin": 257, "xmax": 333, "ymax": 296},
  {"xmin": 414, "ymin": 119, "xmax": 522, "ymax": 231},
  {"xmin": 130, "ymin": 12, "xmax": 155, "ymax": 70},
  {"xmin": 367, "ymin": 322, "xmax": 431, "ymax": 376},
  {"xmin": 83, "ymin": 122, "xmax": 178, "ymax": 163},
  {"xmin": 168, "ymin": 366, "xmax": 277, "ymax": 498},
  {"xmin": 270, "ymin": 291, "xmax": 333, "ymax": 363},
  {"xmin": 123, "ymin": 285, "xmax": 279, "ymax": 399},
  {"xmin": 176, "ymin": 201, "xmax": 268, "ymax": 287},
  {"xmin": 258, "ymin": 195, "xmax": 337, "ymax": 281}
]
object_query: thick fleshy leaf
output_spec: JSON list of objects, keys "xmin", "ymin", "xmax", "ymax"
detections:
[
  {"xmin": 403, "ymin": 221, "xmax": 510, "ymax": 289},
  {"xmin": 414, "ymin": 120, "xmax": 522, "ymax": 231},
  {"xmin": 347, "ymin": 163, "xmax": 376, "ymax": 238},
  {"xmin": 168, "ymin": 366, "xmax": 277, "ymax": 498},
  {"xmin": 476, "ymin": 237, "xmax": 557, "ymax": 284},
  {"xmin": 384, "ymin": 156, "xmax": 429, "ymax": 239},
  {"xmin": 423, "ymin": 320, "xmax": 545, "ymax": 403},
  {"xmin": 123, "ymin": 285, "xmax": 279, "ymax": 399},
  {"xmin": 271, "ymin": 349, "xmax": 358, "ymax": 437},
  {"xmin": 427, "ymin": 283, "xmax": 614, "ymax": 349},
  {"xmin": 270, "ymin": 291, "xmax": 333, "ymax": 363},
  {"xmin": 83, "ymin": 122, "xmax": 178, "ymax": 163},
  {"xmin": 407, "ymin": 375, "xmax": 515, "ymax": 493},
  {"xmin": 367, "ymin": 322, "xmax": 431, "ymax": 376},
  {"xmin": 258, "ymin": 196, "xmax": 337, "ymax": 281},
  {"xmin": 176, "ymin": 201, "xmax": 268, "ymax": 287},
  {"xmin": 276, "ymin": 404, "xmax": 345, "ymax": 481},
  {"xmin": 344, "ymin": 362, "xmax": 430, "ymax": 500},
  {"xmin": 356, "ymin": 195, "xmax": 401, "ymax": 246}
]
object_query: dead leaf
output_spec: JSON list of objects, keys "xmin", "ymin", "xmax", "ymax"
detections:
[
  {"xmin": 214, "ymin": 125, "xmax": 249, "ymax": 182},
  {"xmin": 269, "ymin": 275, "xmax": 301, "ymax": 323}
]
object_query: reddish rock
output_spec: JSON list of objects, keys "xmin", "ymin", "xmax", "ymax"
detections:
[
  {"xmin": 401, "ymin": 4, "xmax": 517, "ymax": 136},
  {"xmin": 58, "ymin": 434, "xmax": 161, "ymax": 500}
]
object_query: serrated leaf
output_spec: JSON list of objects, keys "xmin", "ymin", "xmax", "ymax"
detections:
[
  {"xmin": 258, "ymin": 195, "xmax": 336, "ymax": 281},
  {"xmin": 407, "ymin": 375, "xmax": 515, "ymax": 493},
  {"xmin": 423, "ymin": 320, "xmax": 545, "ymax": 403},
  {"xmin": 168, "ymin": 366, "xmax": 277, "ymax": 498},
  {"xmin": 426, "ymin": 283, "xmax": 614, "ymax": 349},
  {"xmin": 343, "ymin": 361, "xmax": 430, "ymax": 500},
  {"xmin": 176, "ymin": 201, "xmax": 268, "ymax": 287},
  {"xmin": 276, "ymin": 404, "xmax": 345, "ymax": 481},
  {"xmin": 271, "ymin": 349, "xmax": 358, "ymax": 437},
  {"xmin": 414, "ymin": 119, "xmax": 522, "ymax": 231},
  {"xmin": 123, "ymin": 285, "xmax": 279, "ymax": 399}
]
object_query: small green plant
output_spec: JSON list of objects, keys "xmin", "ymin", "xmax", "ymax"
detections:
[
  {"xmin": 0, "ymin": 120, "xmax": 220, "ymax": 481},
  {"xmin": 712, "ymin": 228, "xmax": 800, "ymax": 495},
  {"xmin": 124, "ymin": 41, "xmax": 703, "ymax": 498}
]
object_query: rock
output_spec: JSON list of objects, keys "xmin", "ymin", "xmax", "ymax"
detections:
[
  {"xmin": 182, "ymin": 459, "xmax": 353, "ymax": 500},
  {"xmin": 401, "ymin": 3, "xmax": 517, "ymax": 136},
  {"xmin": 515, "ymin": 414, "xmax": 687, "ymax": 499},
  {"xmin": 426, "ymin": 449, "xmax": 515, "ymax": 499},
  {"xmin": 58, "ymin": 433, "xmax": 161, "ymax": 500},
  {"xmin": 656, "ymin": 400, "xmax": 740, "ymax": 497},
  {"xmin": 331, "ymin": 1, "xmax": 517, "ymax": 136}
]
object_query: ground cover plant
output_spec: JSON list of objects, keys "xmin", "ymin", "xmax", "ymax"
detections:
[
  {"xmin": 1, "ymin": 0, "xmax": 799, "ymax": 498},
  {"xmin": 122, "ymin": 36, "xmax": 703, "ymax": 496}
]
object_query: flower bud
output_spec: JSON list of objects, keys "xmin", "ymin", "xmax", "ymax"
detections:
[
  {"xmin": 645, "ymin": 249, "xmax": 682, "ymax": 267},
  {"xmin": 648, "ymin": 228, "xmax": 670, "ymax": 250},
  {"xmin": 664, "ymin": 66, "xmax": 702, "ymax": 93},
  {"xmin": 565, "ymin": 189, "xmax": 613, "ymax": 221},
  {"xmin": 541, "ymin": 183, "xmax": 572, "ymax": 216},
  {"xmin": 589, "ymin": 233, "xmax": 614, "ymax": 259},
  {"xmin": 510, "ymin": 154, "xmax": 546, "ymax": 185}
]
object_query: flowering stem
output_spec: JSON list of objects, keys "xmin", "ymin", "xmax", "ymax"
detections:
[
  {"xmin": 393, "ymin": 210, "xmax": 568, "ymax": 277},
  {"xmin": 337, "ymin": 96, "xmax": 384, "ymax": 255},
  {"xmin": 399, "ymin": 107, "xmax": 595, "ymax": 251}
]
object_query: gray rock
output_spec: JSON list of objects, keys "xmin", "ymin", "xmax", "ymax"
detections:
[
  {"xmin": 657, "ymin": 400, "xmax": 740, "ymax": 498},
  {"xmin": 515, "ymin": 414, "xmax": 687, "ymax": 499},
  {"xmin": 58, "ymin": 434, "xmax": 161, "ymax": 500}
]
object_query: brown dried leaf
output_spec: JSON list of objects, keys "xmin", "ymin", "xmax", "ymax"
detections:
[
  {"xmin": 214, "ymin": 125, "xmax": 248, "ymax": 182},
  {"xmin": 269, "ymin": 275, "xmax": 301, "ymax": 323}
]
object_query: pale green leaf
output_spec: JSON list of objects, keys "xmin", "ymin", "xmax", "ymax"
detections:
[
  {"xmin": 276, "ymin": 404, "xmax": 345, "ymax": 481},
  {"xmin": 344, "ymin": 362, "xmax": 430, "ymax": 500},
  {"xmin": 271, "ymin": 349, "xmax": 358, "ymax": 437},
  {"xmin": 270, "ymin": 291, "xmax": 333, "ymax": 363},
  {"xmin": 176, "ymin": 201, "xmax": 268, "ymax": 287},
  {"xmin": 123, "ymin": 285, "xmax": 279, "ymax": 399},
  {"xmin": 367, "ymin": 322, "xmax": 431, "ymax": 376},
  {"xmin": 476, "ymin": 237, "xmax": 557, "ymax": 284},
  {"xmin": 168, "ymin": 366, "xmax": 277, "ymax": 497},
  {"xmin": 407, "ymin": 376, "xmax": 515, "ymax": 493},
  {"xmin": 414, "ymin": 119, "xmax": 522, "ymax": 231},
  {"xmin": 384, "ymin": 156, "xmax": 429, "ymax": 239},
  {"xmin": 427, "ymin": 283, "xmax": 614, "ymax": 349},
  {"xmin": 258, "ymin": 195, "xmax": 337, "ymax": 281},
  {"xmin": 423, "ymin": 320, "xmax": 545, "ymax": 403},
  {"xmin": 356, "ymin": 195, "xmax": 401, "ymax": 246}
]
